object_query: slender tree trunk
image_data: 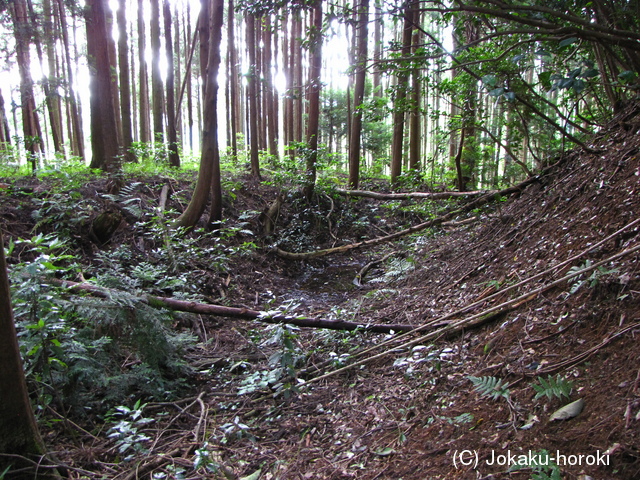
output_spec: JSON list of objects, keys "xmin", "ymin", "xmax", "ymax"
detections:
[
  {"xmin": 246, "ymin": 13, "xmax": 261, "ymax": 178},
  {"xmin": 57, "ymin": 0, "xmax": 84, "ymax": 159},
  {"xmin": 138, "ymin": 0, "xmax": 151, "ymax": 144},
  {"xmin": 40, "ymin": 0, "xmax": 65, "ymax": 157},
  {"xmin": 264, "ymin": 15, "xmax": 278, "ymax": 158},
  {"xmin": 372, "ymin": 0, "xmax": 383, "ymax": 97},
  {"xmin": 164, "ymin": 0, "xmax": 180, "ymax": 167},
  {"xmin": 130, "ymin": 16, "xmax": 138, "ymax": 141},
  {"xmin": 186, "ymin": 3, "xmax": 194, "ymax": 151},
  {"xmin": 227, "ymin": 0, "xmax": 238, "ymax": 160},
  {"xmin": 11, "ymin": 0, "xmax": 44, "ymax": 172},
  {"xmin": 348, "ymin": 0, "xmax": 369, "ymax": 189},
  {"xmin": 150, "ymin": 0, "xmax": 165, "ymax": 142},
  {"xmin": 106, "ymin": 7, "xmax": 123, "ymax": 149},
  {"xmin": 282, "ymin": 13, "xmax": 291, "ymax": 149},
  {"xmin": 256, "ymin": 18, "xmax": 266, "ymax": 152},
  {"xmin": 304, "ymin": 0, "xmax": 323, "ymax": 200},
  {"xmin": 174, "ymin": 0, "xmax": 224, "ymax": 229},
  {"xmin": 117, "ymin": 0, "xmax": 135, "ymax": 161},
  {"xmin": 0, "ymin": 89, "xmax": 11, "ymax": 145},
  {"xmin": 86, "ymin": 0, "xmax": 121, "ymax": 173},
  {"xmin": 174, "ymin": 10, "xmax": 183, "ymax": 151},
  {"xmin": 390, "ymin": 0, "xmax": 414, "ymax": 183},
  {"xmin": 294, "ymin": 13, "xmax": 304, "ymax": 144},
  {"xmin": 408, "ymin": 7, "xmax": 421, "ymax": 171}
]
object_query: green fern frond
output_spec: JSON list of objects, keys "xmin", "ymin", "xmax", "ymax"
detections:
[
  {"xmin": 467, "ymin": 375, "xmax": 510, "ymax": 401},
  {"xmin": 533, "ymin": 374, "xmax": 573, "ymax": 400}
]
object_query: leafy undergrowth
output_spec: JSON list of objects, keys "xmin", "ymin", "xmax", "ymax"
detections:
[{"xmin": 2, "ymin": 106, "xmax": 640, "ymax": 479}]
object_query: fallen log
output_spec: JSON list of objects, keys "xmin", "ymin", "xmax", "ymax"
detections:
[
  {"xmin": 276, "ymin": 173, "xmax": 543, "ymax": 260},
  {"xmin": 52, "ymin": 278, "xmax": 415, "ymax": 334},
  {"xmin": 335, "ymin": 188, "xmax": 495, "ymax": 200}
]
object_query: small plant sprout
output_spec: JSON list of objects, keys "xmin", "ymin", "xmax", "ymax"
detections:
[{"xmin": 106, "ymin": 400, "xmax": 154, "ymax": 460}]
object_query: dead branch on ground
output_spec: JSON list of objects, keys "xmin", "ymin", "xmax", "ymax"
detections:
[
  {"xmin": 335, "ymin": 188, "xmax": 494, "ymax": 200},
  {"xmin": 51, "ymin": 279, "xmax": 415, "ymax": 334},
  {"xmin": 276, "ymin": 173, "xmax": 545, "ymax": 260}
]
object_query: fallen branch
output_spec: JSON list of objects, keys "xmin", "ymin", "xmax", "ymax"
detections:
[
  {"xmin": 300, "ymin": 240, "xmax": 640, "ymax": 386},
  {"xmin": 528, "ymin": 321, "xmax": 640, "ymax": 377},
  {"xmin": 52, "ymin": 279, "xmax": 415, "ymax": 334},
  {"xmin": 294, "ymin": 218, "xmax": 640, "ymax": 379},
  {"xmin": 335, "ymin": 188, "xmax": 495, "ymax": 200},
  {"xmin": 276, "ymin": 174, "xmax": 543, "ymax": 260}
]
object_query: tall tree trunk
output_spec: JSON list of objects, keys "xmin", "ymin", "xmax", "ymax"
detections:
[
  {"xmin": 408, "ymin": 6, "xmax": 421, "ymax": 171},
  {"xmin": 256, "ymin": 18, "xmax": 266, "ymax": 152},
  {"xmin": 56, "ymin": 0, "xmax": 84, "ymax": 159},
  {"xmin": 164, "ymin": 0, "xmax": 180, "ymax": 167},
  {"xmin": 304, "ymin": 0, "xmax": 323, "ymax": 200},
  {"xmin": 174, "ymin": 10, "xmax": 183, "ymax": 153},
  {"xmin": 0, "ymin": 88, "xmax": 11, "ymax": 145},
  {"xmin": 227, "ymin": 0, "xmax": 239, "ymax": 160},
  {"xmin": 40, "ymin": 0, "xmax": 65, "ymax": 157},
  {"xmin": 348, "ymin": 0, "xmax": 369, "ymax": 189},
  {"xmin": 117, "ymin": 0, "xmax": 135, "ymax": 161},
  {"xmin": 460, "ymin": 14, "xmax": 480, "ymax": 191},
  {"xmin": 293, "ymin": 13, "xmax": 304, "ymax": 144},
  {"xmin": 105, "ymin": 7, "xmax": 123, "ymax": 149},
  {"xmin": 150, "ymin": 0, "xmax": 165, "ymax": 142},
  {"xmin": 246, "ymin": 13, "xmax": 261, "ymax": 178},
  {"xmin": 264, "ymin": 15, "xmax": 279, "ymax": 159},
  {"xmin": 11, "ymin": 0, "xmax": 44, "ymax": 172},
  {"xmin": 186, "ymin": 2, "xmax": 194, "ymax": 151},
  {"xmin": 86, "ymin": 0, "xmax": 121, "ymax": 173},
  {"xmin": 137, "ymin": 0, "xmax": 151, "ymax": 143},
  {"xmin": 390, "ymin": 0, "xmax": 414, "ymax": 183},
  {"xmin": 372, "ymin": 0, "xmax": 383, "ymax": 97},
  {"xmin": 174, "ymin": 0, "xmax": 224, "ymax": 229},
  {"xmin": 0, "ymin": 230, "xmax": 46, "ymax": 459}
]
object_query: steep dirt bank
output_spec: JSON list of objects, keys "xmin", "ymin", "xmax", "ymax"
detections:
[
  {"xmin": 1, "ymin": 105, "xmax": 640, "ymax": 479},
  {"xmin": 197, "ymin": 105, "xmax": 640, "ymax": 479}
]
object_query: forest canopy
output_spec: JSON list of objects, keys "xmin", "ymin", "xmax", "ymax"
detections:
[{"xmin": 0, "ymin": 0, "xmax": 638, "ymax": 195}]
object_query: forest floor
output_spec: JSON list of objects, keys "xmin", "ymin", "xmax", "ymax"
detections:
[{"xmin": 3, "ymin": 105, "xmax": 640, "ymax": 480}]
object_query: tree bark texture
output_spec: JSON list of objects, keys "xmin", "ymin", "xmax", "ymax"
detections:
[
  {"xmin": 164, "ymin": 0, "xmax": 181, "ymax": 167},
  {"xmin": 56, "ymin": 0, "xmax": 85, "ymax": 159},
  {"xmin": 117, "ymin": 0, "xmax": 135, "ymax": 161},
  {"xmin": 347, "ymin": 0, "xmax": 369, "ymax": 189},
  {"xmin": 0, "ymin": 230, "xmax": 45, "ymax": 457},
  {"xmin": 174, "ymin": 0, "xmax": 224, "ymax": 228},
  {"xmin": 303, "ymin": 1, "xmax": 323, "ymax": 201},
  {"xmin": 11, "ymin": 0, "xmax": 44, "ymax": 172},
  {"xmin": 150, "ymin": 0, "xmax": 165, "ymax": 141},
  {"xmin": 86, "ymin": 0, "xmax": 121, "ymax": 172},
  {"xmin": 246, "ymin": 14, "xmax": 261, "ymax": 178},
  {"xmin": 390, "ymin": 0, "xmax": 415, "ymax": 183},
  {"xmin": 137, "ymin": 0, "xmax": 151, "ymax": 143}
]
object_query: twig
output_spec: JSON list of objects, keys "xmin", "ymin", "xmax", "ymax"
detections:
[
  {"xmin": 149, "ymin": 394, "xmax": 203, "ymax": 453},
  {"xmin": 193, "ymin": 393, "xmax": 208, "ymax": 444},
  {"xmin": 530, "ymin": 322, "xmax": 640, "ymax": 376},
  {"xmin": 300, "ymin": 218, "xmax": 640, "ymax": 377},
  {"xmin": 301, "ymin": 243, "xmax": 640, "ymax": 387}
]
